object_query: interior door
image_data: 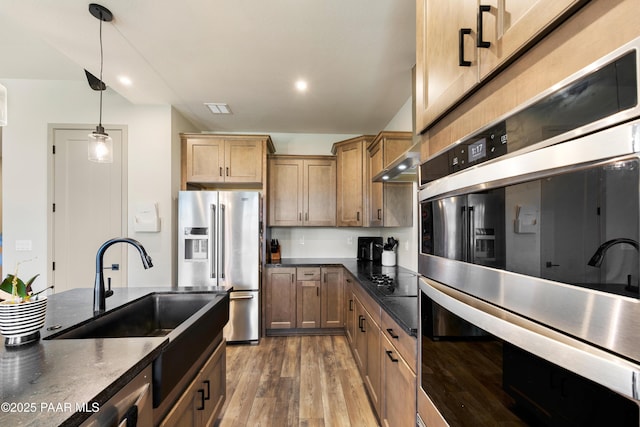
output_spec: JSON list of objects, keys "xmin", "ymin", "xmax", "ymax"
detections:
[{"xmin": 51, "ymin": 126, "xmax": 125, "ymax": 293}]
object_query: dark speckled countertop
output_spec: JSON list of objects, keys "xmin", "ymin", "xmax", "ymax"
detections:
[
  {"xmin": 0, "ymin": 286, "xmax": 229, "ymax": 427},
  {"xmin": 268, "ymin": 258, "xmax": 418, "ymax": 336}
]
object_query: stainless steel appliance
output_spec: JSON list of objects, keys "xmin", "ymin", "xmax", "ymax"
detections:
[
  {"xmin": 417, "ymin": 37, "xmax": 640, "ymax": 426},
  {"xmin": 178, "ymin": 191, "xmax": 260, "ymax": 343}
]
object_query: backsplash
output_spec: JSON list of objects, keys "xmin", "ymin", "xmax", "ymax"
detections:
[{"xmin": 269, "ymin": 226, "xmax": 417, "ymax": 271}]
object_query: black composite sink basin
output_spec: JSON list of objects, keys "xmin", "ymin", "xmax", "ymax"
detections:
[{"xmin": 48, "ymin": 291, "xmax": 230, "ymax": 407}]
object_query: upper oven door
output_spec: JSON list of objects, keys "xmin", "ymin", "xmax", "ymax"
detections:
[{"xmin": 419, "ymin": 119, "xmax": 640, "ymax": 366}]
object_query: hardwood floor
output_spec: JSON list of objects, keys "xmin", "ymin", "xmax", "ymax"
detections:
[{"xmin": 215, "ymin": 335, "xmax": 379, "ymax": 427}]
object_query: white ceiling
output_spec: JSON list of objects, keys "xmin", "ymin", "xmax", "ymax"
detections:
[{"xmin": 0, "ymin": 1, "xmax": 416, "ymax": 134}]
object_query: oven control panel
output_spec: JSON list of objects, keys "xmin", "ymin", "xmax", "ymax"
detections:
[{"xmin": 420, "ymin": 121, "xmax": 507, "ymax": 185}]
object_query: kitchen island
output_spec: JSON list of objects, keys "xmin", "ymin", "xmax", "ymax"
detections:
[{"xmin": 0, "ymin": 287, "xmax": 229, "ymax": 426}]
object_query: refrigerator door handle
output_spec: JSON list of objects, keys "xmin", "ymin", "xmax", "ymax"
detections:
[
  {"xmin": 211, "ymin": 204, "xmax": 217, "ymax": 279},
  {"xmin": 468, "ymin": 206, "xmax": 475, "ymax": 264},
  {"xmin": 461, "ymin": 205, "xmax": 468, "ymax": 261},
  {"xmin": 220, "ymin": 204, "xmax": 226, "ymax": 279}
]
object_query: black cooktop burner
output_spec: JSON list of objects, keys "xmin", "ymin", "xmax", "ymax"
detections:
[{"xmin": 366, "ymin": 272, "xmax": 418, "ymax": 297}]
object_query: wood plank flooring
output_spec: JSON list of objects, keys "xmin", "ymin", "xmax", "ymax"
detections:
[{"xmin": 215, "ymin": 335, "xmax": 379, "ymax": 427}]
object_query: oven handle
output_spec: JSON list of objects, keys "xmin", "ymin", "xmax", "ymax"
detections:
[{"xmin": 419, "ymin": 276, "xmax": 640, "ymax": 402}]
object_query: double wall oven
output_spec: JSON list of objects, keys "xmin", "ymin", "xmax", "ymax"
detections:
[{"xmin": 418, "ymin": 37, "xmax": 640, "ymax": 426}]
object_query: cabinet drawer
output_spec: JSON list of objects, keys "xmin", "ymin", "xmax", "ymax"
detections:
[
  {"xmin": 297, "ymin": 267, "xmax": 321, "ymax": 281},
  {"xmin": 381, "ymin": 309, "xmax": 416, "ymax": 373}
]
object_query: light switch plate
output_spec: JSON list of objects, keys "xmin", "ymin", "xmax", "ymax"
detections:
[{"xmin": 15, "ymin": 240, "xmax": 32, "ymax": 251}]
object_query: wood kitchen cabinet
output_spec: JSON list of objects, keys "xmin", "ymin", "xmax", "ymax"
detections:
[
  {"xmin": 415, "ymin": 0, "xmax": 588, "ymax": 133},
  {"xmin": 296, "ymin": 267, "xmax": 321, "ymax": 328},
  {"xmin": 268, "ymin": 155, "xmax": 336, "ymax": 226},
  {"xmin": 345, "ymin": 273, "xmax": 382, "ymax": 418},
  {"xmin": 265, "ymin": 267, "xmax": 297, "ymax": 329},
  {"xmin": 266, "ymin": 266, "xmax": 345, "ymax": 333},
  {"xmin": 367, "ymin": 132, "xmax": 414, "ymax": 228},
  {"xmin": 159, "ymin": 339, "xmax": 226, "ymax": 427},
  {"xmin": 381, "ymin": 333, "xmax": 416, "ymax": 427},
  {"xmin": 321, "ymin": 267, "xmax": 344, "ymax": 328},
  {"xmin": 181, "ymin": 134, "xmax": 274, "ymax": 188},
  {"xmin": 332, "ymin": 135, "xmax": 374, "ymax": 227}
]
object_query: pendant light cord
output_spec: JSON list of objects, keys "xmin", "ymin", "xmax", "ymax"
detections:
[{"xmin": 98, "ymin": 14, "xmax": 104, "ymax": 128}]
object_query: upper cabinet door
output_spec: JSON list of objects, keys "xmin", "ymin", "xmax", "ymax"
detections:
[
  {"xmin": 336, "ymin": 140, "xmax": 365, "ymax": 227},
  {"xmin": 415, "ymin": 0, "xmax": 478, "ymax": 134},
  {"xmin": 478, "ymin": 0, "xmax": 588, "ymax": 79},
  {"xmin": 185, "ymin": 137, "xmax": 225, "ymax": 184},
  {"xmin": 303, "ymin": 158, "xmax": 336, "ymax": 226},
  {"xmin": 415, "ymin": 0, "xmax": 588, "ymax": 134},
  {"xmin": 268, "ymin": 157, "xmax": 304, "ymax": 226},
  {"xmin": 225, "ymin": 139, "xmax": 263, "ymax": 183}
]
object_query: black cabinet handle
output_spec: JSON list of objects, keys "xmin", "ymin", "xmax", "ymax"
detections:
[
  {"xmin": 386, "ymin": 328, "xmax": 399, "ymax": 339},
  {"xmin": 459, "ymin": 28, "xmax": 472, "ymax": 66},
  {"xmin": 349, "ymin": 299, "xmax": 353, "ymax": 311},
  {"xmin": 477, "ymin": 5, "xmax": 491, "ymax": 48},
  {"xmin": 357, "ymin": 211, "xmax": 360, "ymax": 221},
  {"xmin": 385, "ymin": 350, "xmax": 399, "ymax": 363},
  {"xmin": 358, "ymin": 315, "xmax": 365, "ymax": 332},
  {"xmin": 197, "ymin": 389, "xmax": 205, "ymax": 410},
  {"xmin": 226, "ymin": 166, "xmax": 229, "ymax": 176},
  {"xmin": 219, "ymin": 167, "xmax": 223, "ymax": 176},
  {"xmin": 377, "ymin": 209, "xmax": 381, "ymax": 220},
  {"xmin": 203, "ymin": 380, "xmax": 210, "ymax": 400}
]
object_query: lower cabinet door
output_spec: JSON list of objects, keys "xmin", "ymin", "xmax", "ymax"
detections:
[
  {"xmin": 160, "ymin": 340, "xmax": 226, "ymax": 427},
  {"xmin": 381, "ymin": 334, "xmax": 416, "ymax": 427}
]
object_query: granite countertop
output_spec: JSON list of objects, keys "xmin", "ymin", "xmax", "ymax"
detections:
[
  {"xmin": 268, "ymin": 258, "xmax": 419, "ymax": 336},
  {"xmin": 0, "ymin": 286, "xmax": 229, "ymax": 427}
]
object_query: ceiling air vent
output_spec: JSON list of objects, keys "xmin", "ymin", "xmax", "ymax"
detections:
[{"xmin": 205, "ymin": 103, "xmax": 232, "ymax": 114}]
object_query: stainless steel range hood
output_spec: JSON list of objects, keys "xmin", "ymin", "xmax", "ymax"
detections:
[{"xmin": 371, "ymin": 143, "xmax": 420, "ymax": 182}]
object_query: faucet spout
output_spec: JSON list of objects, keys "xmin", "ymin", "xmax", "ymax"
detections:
[
  {"xmin": 587, "ymin": 238, "xmax": 639, "ymax": 267},
  {"xmin": 94, "ymin": 237, "xmax": 153, "ymax": 314}
]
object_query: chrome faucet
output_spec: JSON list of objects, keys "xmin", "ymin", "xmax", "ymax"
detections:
[
  {"xmin": 94, "ymin": 237, "xmax": 153, "ymax": 314},
  {"xmin": 587, "ymin": 238, "xmax": 639, "ymax": 267}
]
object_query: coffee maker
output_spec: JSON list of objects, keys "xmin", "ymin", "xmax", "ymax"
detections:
[{"xmin": 357, "ymin": 237, "xmax": 383, "ymax": 263}]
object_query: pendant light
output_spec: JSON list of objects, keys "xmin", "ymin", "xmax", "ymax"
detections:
[{"xmin": 88, "ymin": 3, "xmax": 113, "ymax": 163}]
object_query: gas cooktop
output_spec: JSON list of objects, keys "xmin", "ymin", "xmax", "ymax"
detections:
[{"xmin": 366, "ymin": 272, "xmax": 418, "ymax": 297}]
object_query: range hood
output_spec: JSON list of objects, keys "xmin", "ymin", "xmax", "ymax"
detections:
[{"xmin": 372, "ymin": 143, "xmax": 420, "ymax": 182}]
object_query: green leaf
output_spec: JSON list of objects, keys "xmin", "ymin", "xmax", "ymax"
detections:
[
  {"xmin": 24, "ymin": 274, "xmax": 39, "ymax": 294},
  {"xmin": 0, "ymin": 275, "xmax": 28, "ymax": 298}
]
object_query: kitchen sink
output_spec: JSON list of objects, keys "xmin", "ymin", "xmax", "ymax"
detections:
[
  {"xmin": 47, "ymin": 291, "xmax": 230, "ymax": 407},
  {"xmin": 49, "ymin": 292, "xmax": 220, "ymax": 339}
]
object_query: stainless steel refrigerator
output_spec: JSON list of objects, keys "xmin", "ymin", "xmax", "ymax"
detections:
[{"xmin": 178, "ymin": 191, "xmax": 260, "ymax": 342}]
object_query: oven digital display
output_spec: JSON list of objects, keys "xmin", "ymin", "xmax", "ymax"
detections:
[{"xmin": 468, "ymin": 138, "xmax": 486, "ymax": 163}]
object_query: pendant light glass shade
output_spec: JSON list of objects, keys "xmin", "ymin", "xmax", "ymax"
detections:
[
  {"xmin": 0, "ymin": 83, "xmax": 7, "ymax": 126},
  {"xmin": 88, "ymin": 4, "xmax": 113, "ymax": 163},
  {"xmin": 88, "ymin": 125, "xmax": 113, "ymax": 163}
]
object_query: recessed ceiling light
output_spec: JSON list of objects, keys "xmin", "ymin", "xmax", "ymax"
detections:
[
  {"xmin": 205, "ymin": 103, "xmax": 232, "ymax": 114},
  {"xmin": 295, "ymin": 79, "xmax": 308, "ymax": 92},
  {"xmin": 118, "ymin": 75, "xmax": 133, "ymax": 86}
]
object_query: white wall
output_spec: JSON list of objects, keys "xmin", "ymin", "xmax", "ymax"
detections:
[
  {"xmin": 0, "ymin": 78, "xmax": 190, "ymax": 291},
  {"xmin": 270, "ymin": 96, "xmax": 418, "ymax": 272}
]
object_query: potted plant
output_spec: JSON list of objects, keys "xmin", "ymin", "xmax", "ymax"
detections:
[{"xmin": 0, "ymin": 259, "xmax": 48, "ymax": 347}]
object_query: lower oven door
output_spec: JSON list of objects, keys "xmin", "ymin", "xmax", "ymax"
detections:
[{"xmin": 418, "ymin": 277, "xmax": 640, "ymax": 426}]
